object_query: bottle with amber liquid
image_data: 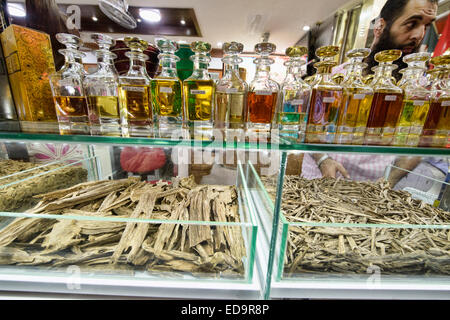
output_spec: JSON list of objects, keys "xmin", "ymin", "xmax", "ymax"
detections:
[
  {"xmin": 118, "ymin": 37, "xmax": 153, "ymax": 137},
  {"xmin": 246, "ymin": 42, "xmax": 279, "ymax": 132},
  {"xmin": 336, "ymin": 48, "xmax": 374, "ymax": 145},
  {"xmin": 215, "ymin": 42, "xmax": 247, "ymax": 130},
  {"xmin": 306, "ymin": 46, "xmax": 343, "ymax": 144},
  {"xmin": 393, "ymin": 52, "xmax": 431, "ymax": 146},
  {"xmin": 151, "ymin": 38, "xmax": 183, "ymax": 136},
  {"xmin": 183, "ymin": 41, "xmax": 215, "ymax": 131},
  {"xmin": 84, "ymin": 33, "xmax": 121, "ymax": 136},
  {"xmin": 49, "ymin": 33, "xmax": 89, "ymax": 135},
  {"xmin": 277, "ymin": 46, "xmax": 311, "ymax": 142},
  {"xmin": 364, "ymin": 50, "xmax": 404, "ymax": 145},
  {"xmin": 419, "ymin": 55, "xmax": 450, "ymax": 148}
]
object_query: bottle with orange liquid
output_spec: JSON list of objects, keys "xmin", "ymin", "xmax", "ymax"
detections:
[
  {"xmin": 364, "ymin": 50, "xmax": 404, "ymax": 146},
  {"xmin": 305, "ymin": 46, "xmax": 343, "ymax": 144},
  {"xmin": 419, "ymin": 54, "xmax": 450, "ymax": 148},
  {"xmin": 246, "ymin": 42, "xmax": 279, "ymax": 132},
  {"xmin": 336, "ymin": 48, "xmax": 374, "ymax": 145},
  {"xmin": 393, "ymin": 52, "xmax": 431, "ymax": 146}
]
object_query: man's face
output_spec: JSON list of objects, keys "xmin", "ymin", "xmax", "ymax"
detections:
[{"xmin": 386, "ymin": 0, "xmax": 437, "ymax": 54}]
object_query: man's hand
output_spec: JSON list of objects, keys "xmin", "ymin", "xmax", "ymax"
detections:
[{"xmin": 319, "ymin": 158, "xmax": 350, "ymax": 179}]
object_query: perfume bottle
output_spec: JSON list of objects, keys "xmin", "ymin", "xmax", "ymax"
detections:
[
  {"xmin": 336, "ymin": 48, "xmax": 374, "ymax": 145},
  {"xmin": 84, "ymin": 33, "xmax": 121, "ymax": 136},
  {"xmin": 151, "ymin": 38, "xmax": 183, "ymax": 136},
  {"xmin": 393, "ymin": 52, "xmax": 431, "ymax": 146},
  {"xmin": 49, "ymin": 33, "xmax": 89, "ymax": 135},
  {"xmin": 246, "ymin": 42, "xmax": 279, "ymax": 132},
  {"xmin": 215, "ymin": 41, "xmax": 247, "ymax": 129},
  {"xmin": 182, "ymin": 41, "xmax": 215, "ymax": 131},
  {"xmin": 306, "ymin": 46, "xmax": 343, "ymax": 144},
  {"xmin": 364, "ymin": 50, "xmax": 404, "ymax": 146},
  {"xmin": 277, "ymin": 46, "xmax": 311, "ymax": 141},
  {"xmin": 118, "ymin": 37, "xmax": 153, "ymax": 137},
  {"xmin": 420, "ymin": 55, "xmax": 450, "ymax": 148}
]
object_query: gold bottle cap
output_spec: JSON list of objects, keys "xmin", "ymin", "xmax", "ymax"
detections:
[
  {"xmin": 190, "ymin": 41, "xmax": 212, "ymax": 54},
  {"xmin": 316, "ymin": 45, "xmax": 340, "ymax": 59},
  {"xmin": 223, "ymin": 42, "xmax": 244, "ymax": 55},
  {"xmin": 255, "ymin": 42, "xmax": 276, "ymax": 55},
  {"xmin": 431, "ymin": 54, "xmax": 450, "ymax": 66},
  {"xmin": 286, "ymin": 46, "xmax": 307, "ymax": 58},
  {"xmin": 124, "ymin": 37, "xmax": 149, "ymax": 52},
  {"xmin": 403, "ymin": 52, "xmax": 431, "ymax": 64},
  {"xmin": 363, "ymin": 74, "xmax": 374, "ymax": 85},
  {"xmin": 346, "ymin": 48, "xmax": 371, "ymax": 59},
  {"xmin": 374, "ymin": 49, "xmax": 402, "ymax": 63}
]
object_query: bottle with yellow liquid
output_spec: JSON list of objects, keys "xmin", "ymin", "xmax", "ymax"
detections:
[
  {"xmin": 336, "ymin": 48, "xmax": 374, "ymax": 145},
  {"xmin": 118, "ymin": 37, "xmax": 153, "ymax": 137},
  {"xmin": 306, "ymin": 46, "xmax": 343, "ymax": 144},
  {"xmin": 215, "ymin": 42, "xmax": 247, "ymax": 130},
  {"xmin": 420, "ymin": 55, "xmax": 450, "ymax": 148},
  {"xmin": 183, "ymin": 41, "xmax": 215, "ymax": 131},
  {"xmin": 277, "ymin": 46, "xmax": 311, "ymax": 142},
  {"xmin": 150, "ymin": 38, "xmax": 182, "ymax": 137},
  {"xmin": 49, "ymin": 33, "xmax": 89, "ymax": 135},
  {"xmin": 84, "ymin": 33, "xmax": 121, "ymax": 136},
  {"xmin": 393, "ymin": 52, "xmax": 431, "ymax": 146},
  {"xmin": 365, "ymin": 50, "xmax": 404, "ymax": 146}
]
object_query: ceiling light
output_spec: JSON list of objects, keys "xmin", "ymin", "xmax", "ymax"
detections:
[
  {"xmin": 217, "ymin": 42, "xmax": 223, "ymax": 47},
  {"xmin": 303, "ymin": 25, "xmax": 311, "ymax": 32},
  {"xmin": 7, "ymin": 3, "xmax": 26, "ymax": 17},
  {"xmin": 92, "ymin": 16, "xmax": 98, "ymax": 22},
  {"xmin": 139, "ymin": 9, "xmax": 161, "ymax": 23},
  {"xmin": 137, "ymin": 18, "xmax": 142, "ymax": 22},
  {"xmin": 180, "ymin": 19, "xmax": 186, "ymax": 25}
]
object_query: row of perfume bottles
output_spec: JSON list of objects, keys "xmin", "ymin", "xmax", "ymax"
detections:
[{"xmin": 301, "ymin": 46, "xmax": 450, "ymax": 148}]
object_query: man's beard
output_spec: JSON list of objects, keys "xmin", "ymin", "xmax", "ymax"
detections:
[{"xmin": 364, "ymin": 23, "xmax": 421, "ymax": 81}]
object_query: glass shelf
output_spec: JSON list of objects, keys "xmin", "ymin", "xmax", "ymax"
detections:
[{"xmin": 0, "ymin": 132, "xmax": 448, "ymax": 156}]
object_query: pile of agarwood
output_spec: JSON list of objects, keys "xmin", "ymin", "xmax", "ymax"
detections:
[
  {"xmin": 263, "ymin": 176, "xmax": 450, "ymax": 277},
  {"xmin": 0, "ymin": 176, "xmax": 246, "ymax": 278},
  {"xmin": 0, "ymin": 160, "xmax": 87, "ymax": 212}
]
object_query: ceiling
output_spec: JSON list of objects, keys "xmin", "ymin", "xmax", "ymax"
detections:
[{"xmin": 41, "ymin": 0, "xmax": 351, "ymax": 54}]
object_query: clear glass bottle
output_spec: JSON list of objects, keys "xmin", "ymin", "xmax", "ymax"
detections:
[
  {"xmin": 118, "ymin": 37, "xmax": 153, "ymax": 137},
  {"xmin": 277, "ymin": 46, "xmax": 311, "ymax": 142},
  {"xmin": 215, "ymin": 41, "xmax": 248, "ymax": 130},
  {"xmin": 393, "ymin": 52, "xmax": 431, "ymax": 146},
  {"xmin": 151, "ymin": 38, "xmax": 183, "ymax": 136},
  {"xmin": 306, "ymin": 46, "xmax": 343, "ymax": 144},
  {"xmin": 336, "ymin": 48, "xmax": 374, "ymax": 145},
  {"xmin": 49, "ymin": 33, "xmax": 89, "ymax": 135},
  {"xmin": 246, "ymin": 42, "xmax": 279, "ymax": 132},
  {"xmin": 182, "ymin": 41, "xmax": 215, "ymax": 131},
  {"xmin": 420, "ymin": 55, "xmax": 450, "ymax": 148},
  {"xmin": 364, "ymin": 50, "xmax": 404, "ymax": 146},
  {"xmin": 84, "ymin": 33, "xmax": 121, "ymax": 136}
]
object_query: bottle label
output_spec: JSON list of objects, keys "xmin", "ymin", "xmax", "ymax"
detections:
[
  {"xmin": 123, "ymin": 86, "xmax": 145, "ymax": 92},
  {"xmin": 255, "ymin": 90, "xmax": 272, "ymax": 95},
  {"xmin": 385, "ymin": 95, "xmax": 397, "ymax": 101},
  {"xmin": 159, "ymin": 87, "xmax": 173, "ymax": 93},
  {"xmin": 290, "ymin": 99, "xmax": 304, "ymax": 105},
  {"xmin": 413, "ymin": 100, "xmax": 425, "ymax": 106},
  {"xmin": 191, "ymin": 89, "xmax": 206, "ymax": 95},
  {"xmin": 353, "ymin": 94, "xmax": 366, "ymax": 100},
  {"xmin": 323, "ymin": 97, "xmax": 335, "ymax": 103},
  {"xmin": 441, "ymin": 100, "xmax": 450, "ymax": 107},
  {"xmin": 217, "ymin": 87, "xmax": 238, "ymax": 93}
]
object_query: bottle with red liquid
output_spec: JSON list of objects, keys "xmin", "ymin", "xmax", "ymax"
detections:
[
  {"xmin": 246, "ymin": 42, "xmax": 279, "ymax": 132},
  {"xmin": 305, "ymin": 46, "xmax": 343, "ymax": 144},
  {"xmin": 419, "ymin": 54, "xmax": 450, "ymax": 148},
  {"xmin": 364, "ymin": 50, "xmax": 404, "ymax": 146}
]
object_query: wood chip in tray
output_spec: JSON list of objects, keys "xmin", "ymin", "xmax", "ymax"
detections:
[{"xmin": 0, "ymin": 176, "xmax": 247, "ymax": 278}]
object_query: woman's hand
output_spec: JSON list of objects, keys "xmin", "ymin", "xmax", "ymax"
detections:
[{"xmin": 319, "ymin": 158, "xmax": 350, "ymax": 179}]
